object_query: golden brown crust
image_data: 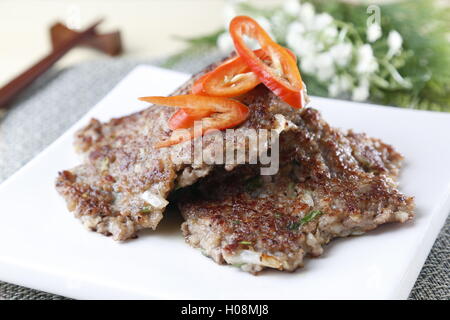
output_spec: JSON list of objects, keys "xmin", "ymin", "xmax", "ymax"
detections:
[
  {"xmin": 179, "ymin": 108, "xmax": 414, "ymax": 273},
  {"xmin": 55, "ymin": 59, "xmax": 302, "ymax": 240}
]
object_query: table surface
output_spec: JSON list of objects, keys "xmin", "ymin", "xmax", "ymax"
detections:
[
  {"xmin": 0, "ymin": 57, "xmax": 447, "ymax": 300},
  {"xmin": 0, "ymin": 0, "xmax": 448, "ymax": 301}
]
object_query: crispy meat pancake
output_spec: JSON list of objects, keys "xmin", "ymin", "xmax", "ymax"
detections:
[
  {"xmin": 56, "ymin": 60, "xmax": 303, "ymax": 240},
  {"xmin": 179, "ymin": 108, "xmax": 415, "ymax": 273}
]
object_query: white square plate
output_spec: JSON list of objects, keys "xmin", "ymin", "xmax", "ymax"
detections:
[{"xmin": 0, "ymin": 65, "xmax": 449, "ymax": 300}]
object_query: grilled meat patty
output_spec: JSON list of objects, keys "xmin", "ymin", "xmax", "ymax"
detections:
[
  {"xmin": 55, "ymin": 61, "xmax": 303, "ymax": 240},
  {"xmin": 180, "ymin": 108, "xmax": 414, "ymax": 273}
]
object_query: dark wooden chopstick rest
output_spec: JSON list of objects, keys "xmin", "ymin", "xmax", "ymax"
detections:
[
  {"xmin": 0, "ymin": 20, "xmax": 122, "ymax": 110},
  {"xmin": 50, "ymin": 22, "xmax": 122, "ymax": 56}
]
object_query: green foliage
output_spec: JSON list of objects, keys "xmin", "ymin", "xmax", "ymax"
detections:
[
  {"xmin": 312, "ymin": 0, "xmax": 450, "ymax": 110},
  {"xmin": 167, "ymin": 0, "xmax": 450, "ymax": 112}
]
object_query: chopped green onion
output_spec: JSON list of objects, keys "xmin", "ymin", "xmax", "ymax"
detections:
[
  {"xmin": 287, "ymin": 182, "xmax": 297, "ymax": 198},
  {"xmin": 287, "ymin": 210, "xmax": 325, "ymax": 231},
  {"xmin": 287, "ymin": 221, "xmax": 301, "ymax": 231},
  {"xmin": 300, "ymin": 210, "xmax": 324, "ymax": 224},
  {"xmin": 140, "ymin": 206, "xmax": 152, "ymax": 213},
  {"xmin": 232, "ymin": 263, "xmax": 245, "ymax": 268}
]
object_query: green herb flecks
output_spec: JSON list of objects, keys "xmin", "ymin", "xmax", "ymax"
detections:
[
  {"xmin": 232, "ymin": 263, "xmax": 246, "ymax": 268},
  {"xmin": 140, "ymin": 206, "xmax": 152, "ymax": 213},
  {"xmin": 287, "ymin": 210, "xmax": 325, "ymax": 231},
  {"xmin": 239, "ymin": 241, "xmax": 253, "ymax": 245},
  {"xmin": 300, "ymin": 210, "xmax": 324, "ymax": 224},
  {"xmin": 287, "ymin": 221, "xmax": 301, "ymax": 231},
  {"xmin": 287, "ymin": 182, "xmax": 297, "ymax": 199}
]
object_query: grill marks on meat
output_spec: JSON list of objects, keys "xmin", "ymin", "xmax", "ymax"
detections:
[
  {"xmin": 180, "ymin": 108, "xmax": 414, "ymax": 273},
  {"xmin": 55, "ymin": 61, "xmax": 301, "ymax": 240}
]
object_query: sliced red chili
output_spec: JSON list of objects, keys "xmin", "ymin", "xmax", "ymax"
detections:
[
  {"xmin": 192, "ymin": 48, "xmax": 296, "ymax": 98},
  {"xmin": 168, "ymin": 108, "xmax": 214, "ymax": 130},
  {"xmin": 230, "ymin": 16, "xmax": 306, "ymax": 109},
  {"xmin": 139, "ymin": 95, "xmax": 249, "ymax": 148}
]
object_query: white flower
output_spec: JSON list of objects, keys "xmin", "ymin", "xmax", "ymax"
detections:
[
  {"xmin": 328, "ymin": 74, "xmax": 353, "ymax": 97},
  {"xmin": 312, "ymin": 13, "xmax": 333, "ymax": 30},
  {"xmin": 300, "ymin": 55, "xmax": 316, "ymax": 74},
  {"xmin": 300, "ymin": 37, "xmax": 317, "ymax": 58},
  {"xmin": 328, "ymin": 81, "xmax": 341, "ymax": 97},
  {"xmin": 286, "ymin": 22, "xmax": 306, "ymax": 55},
  {"xmin": 270, "ymin": 10, "xmax": 286, "ymax": 33},
  {"xmin": 322, "ymin": 26, "xmax": 338, "ymax": 44},
  {"xmin": 283, "ymin": 0, "xmax": 301, "ymax": 16},
  {"xmin": 352, "ymin": 78, "xmax": 370, "ymax": 101},
  {"xmin": 254, "ymin": 16, "xmax": 275, "ymax": 38},
  {"xmin": 329, "ymin": 42, "xmax": 353, "ymax": 67},
  {"xmin": 316, "ymin": 52, "xmax": 335, "ymax": 81},
  {"xmin": 387, "ymin": 30, "xmax": 403, "ymax": 59},
  {"xmin": 356, "ymin": 44, "xmax": 378, "ymax": 74},
  {"xmin": 299, "ymin": 2, "xmax": 315, "ymax": 27},
  {"xmin": 217, "ymin": 26, "xmax": 263, "ymax": 54},
  {"xmin": 352, "ymin": 86, "xmax": 369, "ymax": 101},
  {"xmin": 287, "ymin": 21, "xmax": 306, "ymax": 36},
  {"xmin": 217, "ymin": 32, "xmax": 234, "ymax": 53},
  {"xmin": 367, "ymin": 23, "xmax": 382, "ymax": 42},
  {"xmin": 286, "ymin": 22, "xmax": 318, "ymax": 58},
  {"xmin": 247, "ymin": 38, "xmax": 260, "ymax": 50},
  {"xmin": 339, "ymin": 74, "xmax": 353, "ymax": 92}
]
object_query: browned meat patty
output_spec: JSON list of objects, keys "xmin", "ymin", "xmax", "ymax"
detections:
[
  {"xmin": 55, "ymin": 59, "xmax": 304, "ymax": 240},
  {"xmin": 179, "ymin": 108, "xmax": 415, "ymax": 273}
]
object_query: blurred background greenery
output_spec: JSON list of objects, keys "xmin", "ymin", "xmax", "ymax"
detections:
[
  {"xmin": 1, "ymin": 0, "xmax": 448, "ymax": 111},
  {"xmin": 169, "ymin": 0, "xmax": 450, "ymax": 111}
]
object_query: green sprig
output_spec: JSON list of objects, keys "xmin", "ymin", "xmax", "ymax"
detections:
[{"xmin": 287, "ymin": 210, "xmax": 325, "ymax": 231}]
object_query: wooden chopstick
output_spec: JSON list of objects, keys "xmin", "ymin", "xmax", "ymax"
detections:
[{"xmin": 0, "ymin": 20, "xmax": 103, "ymax": 110}]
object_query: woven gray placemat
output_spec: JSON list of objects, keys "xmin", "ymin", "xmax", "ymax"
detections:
[{"xmin": 0, "ymin": 56, "xmax": 448, "ymax": 300}]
